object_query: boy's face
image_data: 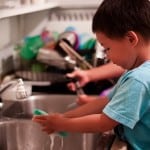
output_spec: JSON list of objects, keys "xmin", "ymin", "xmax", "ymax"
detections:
[{"xmin": 96, "ymin": 32, "xmax": 138, "ymax": 70}]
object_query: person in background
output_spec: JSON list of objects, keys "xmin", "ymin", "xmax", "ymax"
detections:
[{"xmin": 33, "ymin": 0, "xmax": 150, "ymax": 149}]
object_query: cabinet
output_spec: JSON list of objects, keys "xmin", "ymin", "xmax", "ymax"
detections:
[{"xmin": 0, "ymin": 0, "xmax": 102, "ymax": 76}]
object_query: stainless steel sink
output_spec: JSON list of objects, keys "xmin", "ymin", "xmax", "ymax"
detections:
[
  {"xmin": 1, "ymin": 94, "xmax": 78, "ymax": 118},
  {"xmin": 0, "ymin": 118, "xmax": 96, "ymax": 150},
  {"xmin": 0, "ymin": 94, "xmax": 97, "ymax": 150}
]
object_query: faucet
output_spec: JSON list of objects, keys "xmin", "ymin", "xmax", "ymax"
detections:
[
  {"xmin": 0, "ymin": 80, "xmax": 16, "ymax": 94},
  {"xmin": 0, "ymin": 78, "xmax": 32, "ymax": 115},
  {"xmin": 0, "ymin": 78, "xmax": 32, "ymax": 100},
  {"xmin": 16, "ymin": 78, "xmax": 29, "ymax": 99}
]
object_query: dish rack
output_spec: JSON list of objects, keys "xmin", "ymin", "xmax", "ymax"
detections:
[{"xmin": 15, "ymin": 7, "xmax": 105, "ymax": 71}]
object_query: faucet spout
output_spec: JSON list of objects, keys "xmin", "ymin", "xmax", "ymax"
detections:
[{"xmin": 0, "ymin": 80, "xmax": 16, "ymax": 93}]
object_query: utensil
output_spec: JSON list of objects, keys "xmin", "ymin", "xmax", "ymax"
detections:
[{"xmin": 67, "ymin": 80, "xmax": 85, "ymax": 109}]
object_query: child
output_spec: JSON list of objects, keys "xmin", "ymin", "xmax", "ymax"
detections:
[{"xmin": 33, "ymin": 0, "xmax": 150, "ymax": 149}]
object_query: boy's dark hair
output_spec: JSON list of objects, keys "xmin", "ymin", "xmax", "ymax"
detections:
[{"xmin": 92, "ymin": 0, "xmax": 150, "ymax": 40}]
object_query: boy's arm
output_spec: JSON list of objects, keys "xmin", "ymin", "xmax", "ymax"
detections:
[
  {"xmin": 87, "ymin": 62, "xmax": 124, "ymax": 82},
  {"xmin": 33, "ymin": 112, "xmax": 119, "ymax": 133},
  {"xmin": 64, "ymin": 96, "xmax": 109, "ymax": 118},
  {"xmin": 33, "ymin": 96, "xmax": 118, "ymax": 133},
  {"xmin": 61, "ymin": 113, "xmax": 119, "ymax": 133}
]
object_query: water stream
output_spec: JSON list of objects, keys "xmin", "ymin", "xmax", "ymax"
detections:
[{"xmin": 47, "ymin": 134, "xmax": 64, "ymax": 150}]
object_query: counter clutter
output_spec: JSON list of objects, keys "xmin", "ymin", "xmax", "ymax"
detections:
[{"xmin": 14, "ymin": 26, "xmax": 97, "ymax": 72}]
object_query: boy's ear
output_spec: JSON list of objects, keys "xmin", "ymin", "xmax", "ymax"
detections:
[{"xmin": 126, "ymin": 31, "xmax": 138, "ymax": 46}]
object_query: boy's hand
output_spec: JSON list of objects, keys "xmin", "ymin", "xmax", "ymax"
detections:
[
  {"xmin": 77, "ymin": 95, "xmax": 100, "ymax": 105},
  {"xmin": 66, "ymin": 70, "xmax": 89, "ymax": 91},
  {"xmin": 32, "ymin": 113, "xmax": 67, "ymax": 134}
]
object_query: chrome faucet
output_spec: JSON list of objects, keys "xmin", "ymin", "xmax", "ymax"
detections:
[
  {"xmin": 16, "ymin": 78, "xmax": 29, "ymax": 99},
  {"xmin": 0, "ymin": 78, "xmax": 32, "ymax": 102}
]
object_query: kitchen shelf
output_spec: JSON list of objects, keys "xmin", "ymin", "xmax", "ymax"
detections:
[
  {"xmin": 59, "ymin": 0, "xmax": 101, "ymax": 8},
  {"xmin": 0, "ymin": 2, "xmax": 58, "ymax": 19}
]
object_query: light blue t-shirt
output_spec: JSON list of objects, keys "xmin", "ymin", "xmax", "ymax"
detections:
[{"xmin": 103, "ymin": 61, "xmax": 150, "ymax": 150}]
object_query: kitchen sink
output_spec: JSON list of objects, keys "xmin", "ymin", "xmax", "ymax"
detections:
[
  {"xmin": 0, "ymin": 94, "xmax": 98, "ymax": 150},
  {"xmin": 1, "ymin": 94, "xmax": 78, "ymax": 118},
  {"xmin": 0, "ymin": 118, "xmax": 97, "ymax": 150}
]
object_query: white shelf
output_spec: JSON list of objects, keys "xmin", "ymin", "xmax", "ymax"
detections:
[
  {"xmin": 60, "ymin": 0, "xmax": 101, "ymax": 8},
  {"xmin": 0, "ymin": 2, "xmax": 58, "ymax": 19}
]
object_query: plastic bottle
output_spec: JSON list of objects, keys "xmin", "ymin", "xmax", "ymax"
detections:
[{"xmin": 20, "ymin": 35, "xmax": 44, "ymax": 60}]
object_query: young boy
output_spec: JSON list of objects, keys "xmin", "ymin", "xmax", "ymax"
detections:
[{"xmin": 33, "ymin": 0, "xmax": 150, "ymax": 149}]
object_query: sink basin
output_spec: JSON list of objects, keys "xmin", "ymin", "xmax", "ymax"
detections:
[
  {"xmin": 1, "ymin": 94, "xmax": 78, "ymax": 118},
  {"xmin": 0, "ymin": 94, "xmax": 98, "ymax": 150},
  {"xmin": 0, "ymin": 118, "xmax": 96, "ymax": 150}
]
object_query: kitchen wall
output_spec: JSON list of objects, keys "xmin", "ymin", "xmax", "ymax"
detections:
[
  {"xmin": 0, "ymin": 17, "xmax": 19, "ymax": 48},
  {"xmin": 0, "ymin": 16, "xmax": 20, "ymax": 77},
  {"xmin": 0, "ymin": 0, "xmax": 102, "ymax": 77}
]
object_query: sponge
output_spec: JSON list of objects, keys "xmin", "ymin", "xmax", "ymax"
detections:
[{"xmin": 33, "ymin": 109, "xmax": 68, "ymax": 137}]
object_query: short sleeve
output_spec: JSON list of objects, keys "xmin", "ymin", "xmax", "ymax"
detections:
[{"xmin": 103, "ymin": 78, "xmax": 149, "ymax": 129}]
